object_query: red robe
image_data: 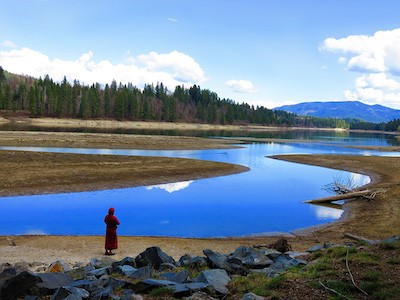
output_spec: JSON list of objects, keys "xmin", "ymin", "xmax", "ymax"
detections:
[{"xmin": 104, "ymin": 214, "xmax": 120, "ymax": 250}]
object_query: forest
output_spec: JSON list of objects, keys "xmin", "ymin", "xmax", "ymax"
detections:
[{"xmin": 0, "ymin": 66, "xmax": 399, "ymax": 131}]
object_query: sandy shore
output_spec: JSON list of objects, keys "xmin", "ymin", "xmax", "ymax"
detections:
[
  {"xmin": 3, "ymin": 116, "xmax": 352, "ymax": 132},
  {"xmin": 1, "ymin": 127, "xmax": 399, "ymax": 266}
]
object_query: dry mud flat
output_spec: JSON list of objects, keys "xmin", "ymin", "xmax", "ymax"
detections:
[{"xmin": 0, "ymin": 129, "xmax": 399, "ymax": 265}]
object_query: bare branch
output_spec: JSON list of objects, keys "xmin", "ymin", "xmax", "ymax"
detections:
[
  {"xmin": 346, "ymin": 249, "xmax": 369, "ymax": 296},
  {"xmin": 319, "ymin": 280, "xmax": 350, "ymax": 299}
]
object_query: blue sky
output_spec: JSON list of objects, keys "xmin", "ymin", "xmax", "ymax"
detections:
[{"xmin": 1, "ymin": 0, "xmax": 400, "ymax": 109}]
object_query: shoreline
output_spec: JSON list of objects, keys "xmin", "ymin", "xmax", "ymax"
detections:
[
  {"xmin": 4, "ymin": 115, "xmax": 397, "ymax": 135},
  {"xmin": 1, "ymin": 154, "xmax": 397, "ymax": 264},
  {"xmin": 1, "ymin": 128, "xmax": 399, "ymax": 265}
]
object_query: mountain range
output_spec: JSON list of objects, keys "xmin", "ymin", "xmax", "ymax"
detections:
[{"xmin": 274, "ymin": 101, "xmax": 400, "ymax": 123}]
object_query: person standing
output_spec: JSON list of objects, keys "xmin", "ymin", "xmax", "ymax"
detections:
[{"xmin": 104, "ymin": 207, "xmax": 120, "ymax": 255}]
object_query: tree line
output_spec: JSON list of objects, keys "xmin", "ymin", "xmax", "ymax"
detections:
[{"xmin": 0, "ymin": 66, "xmax": 398, "ymax": 131}]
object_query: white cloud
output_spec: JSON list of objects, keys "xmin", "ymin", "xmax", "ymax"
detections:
[
  {"xmin": 167, "ymin": 17, "xmax": 178, "ymax": 22},
  {"xmin": 226, "ymin": 79, "xmax": 257, "ymax": 93},
  {"xmin": 322, "ymin": 28, "xmax": 400, "ymax": 108},
  {"xmin": 344, "ymin": 73, "xmax": 400, "ymax": 107},
  {"xmin": 0, "ymin": 47, "xmax": 206, "ymax": 90},
  {"xmin": 2, "ymin": 40, "xmax": 16, "ymax": 48}
]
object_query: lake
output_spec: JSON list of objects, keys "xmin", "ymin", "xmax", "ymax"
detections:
[{"xmin": 2, "ymin": 132, "xmax": 399, "ymax": 238}]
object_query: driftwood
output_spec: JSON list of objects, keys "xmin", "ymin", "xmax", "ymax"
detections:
[
  {"xmin": 343, "ymin": 233, "xmax": 379, "ymax": 245},
  {"xmin": 305, "ymin": 190, "xmax": 371, "ymax": 204}
]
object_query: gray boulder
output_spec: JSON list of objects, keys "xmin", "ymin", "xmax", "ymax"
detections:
[
  {"xmin": 259, "ymin": 249, "xmax": 281, "ymax": 260},
  {"xmin": 230, "ymin": 246, "xmax": 273, "ymax": 269},
  {"xmin": 52, "ymin": 286, "xmax": 89, "ymax": 300},
  {"xmin": 179, "ymin": 255, "xmax": 207, "ymax": 269},
  {"xmin": 36, "ymin": 272, "xmax": 74, "ymax": 294},
  {"xmin": 112, "ymin": 257, "xmax": 137, "ymax": 269},
  {"xmin": 116, "ymin": 265, "xmax": 138, "ymax": 277},
  {"xmin": 203, "ymin": 249, "xmax": 249, "ymax": 275},
  {"xmin": 193, "ymin": 269, "xmax": 231, "ymax": 294},
  {"xmin": 159, "ymin": 262, "xmax": 176, "ymax": 271},
  {"xmin": 160, "ymin": 270, "xmax": 189, "ymax": 283},
  {"xmin": 132, "ymin": 278, "xmax": 177, "ymax": 294},
  {"xmin": 241, "ymin": 292, "xmax": 266, "ymax": 300},
  {"xmin": 135, "ymin": 247, "xmax": 176, "ymax": 269},
  {"xmin": 128, "ymin": 266, "xmax": 152, "ymax": 280},
  {"xmin": 87, "ymin": 266, "xmax": 111, "ymax": 278},
  {"xmin": 66, "ymin": 266, "xmax": 94, "ymax": 281},
  {"xmin": 270, "ymin": 254, "xmax": 307, "ymax": 272},
  {"xmin": 0, "ymin": 271, "xmax": 41, "ymax": 299}
]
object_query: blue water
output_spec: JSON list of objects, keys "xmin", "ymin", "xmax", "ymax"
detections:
[{"xmin": 0, "ymin": 140, "xmax": 397, "ymax": 237}]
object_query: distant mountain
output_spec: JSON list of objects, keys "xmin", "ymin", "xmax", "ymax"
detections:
[{"xmin": 274, "ymin": 101, "xmax": 400, "ymax": 123}]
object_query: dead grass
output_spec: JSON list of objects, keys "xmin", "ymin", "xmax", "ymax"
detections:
[{"xmin": 0, "ymin": 150, "xmax": 248, "ymax": 197}]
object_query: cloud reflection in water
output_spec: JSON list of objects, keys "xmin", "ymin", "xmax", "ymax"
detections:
[{"xmin": 145, "ymin": 180, "xmax": 193, "ymax": 193}]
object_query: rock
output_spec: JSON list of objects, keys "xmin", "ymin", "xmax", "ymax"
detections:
[
  {"xmin": 306, "ymin": 244, "xmax": 325, "ymax": 253},
  {"xmin": 267, "ymin": 238, "xmax": 292, "ymax": 253},
  {"xmin": 128, "ymin": 266, "xmax": 152, "ymax": 280},
  {"xmin": 285, "ymin": 251, "xmax": 309, "ymax": 258},
  {"xmin": 13, "ymin": 261, "xmax": 31, "ymax": 273},
  {"xmin": 36, "ymin": 272, "xmax": 74, "ymax": 292},
  {"xmin": 241, "ymin": 292, "xmax": 266, "ymax": 300},
  {"xmin": 87, "ymin": 266, "xmax": 111, "ymax": 278},
  {"xmin": 193, "ymin": 269, "xmax": 231, "ymax": 294},
  {"xmin": 160, "ymin": 270, "xmax": 189, "ymax": 283},
  {"xmin": 115, "ymin": 265, "xmax": 138, "ymax": 277},
  {"xmin": 186, "ymin": 291, "xmax": 218, "ymax": 300},
  {"xmin": 259, "ymin": 249, "xmax": 281, "ymax": 260},
  {"xmin": 90, "ymin": 257, "xmax": 116, "ymax": 269},
  {"xmin": 133, "ymin": 278, "xmax": 177, "ymax": 294},
  {"xmin": 269, "ymin": 254, "xmax": 307, "ymax": 272},
  {"xmin": 203, "ymin": 249, "xmax": 227, "ymax": 269},
  {"xmin": 135, "ymin": 247, "xmax": 176, "ymax": 269},
  {"xmin": 179, "ymin": 255, "xmax": 207, "ymax": 269},
  {"xmin": 91, "ymin": 284, "xmax": 117, "ymax": 299},
  {"xmin": 0, "ymin": 271, "xmax": 42, "ymax": 299},
  {"xmin": 203, "ymin": 249, "xmax": 248, "ymax": 274},
  {"xmin": 230, "ymin": 246, "xmax": 273, "ymax": 269},
  {"xmin": 47, "ymin": 260, "xmax": 71, "ymax": 273},
  {"xmin": 52, "ymin": 286, "xmax": 90, "ymax": 300},
  {"xmin": 250, "ymin": 267, "xmax": 280, "ymax": 278},
  {"xmin": 112, "ymin": 257, "xmax": 137, "ymax": 269},
  {"xmin": 159, "ymin": 262, "xmax": 176, "ymax": 271},
  {"xmin": 66, "ymin": 266, "xmax": 94, "ymax": 281},
  {"xmin": 1, "ymin": 267, "xmax": 17, "ymax": 277}
]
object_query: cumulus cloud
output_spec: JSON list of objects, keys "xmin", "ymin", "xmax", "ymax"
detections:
[
  {"xmin": 322, "ymin": 28, "xmax": 400, "ymax": 108},
  {"xmin": 0, "ymin": 47, "xmax": 206, "ymax": 90},
  {"xmin": 226, "ymin": 79, "xmax": 257, "ymax": 93}
]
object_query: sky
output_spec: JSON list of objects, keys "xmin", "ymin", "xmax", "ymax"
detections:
[{"xmin": 1, "ymin": 0, "xmax": 400, "ymax": 109}]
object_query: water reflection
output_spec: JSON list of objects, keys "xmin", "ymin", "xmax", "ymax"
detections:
[
  {"xmin": 146, "ymin": 181, "xmax": 193, "ymax": 193},
  {"xmin": 314, "ymin": 205, "xmax": 343, "ymax": 220},
  {"xmin": 1, "ymin": 140, "xmax": 396, "ymax": 237}
]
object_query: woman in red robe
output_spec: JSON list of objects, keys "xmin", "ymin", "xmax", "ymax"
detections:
[{"xmin": 104, "ymin": 207, "xmax": 120, "ymax": 255}]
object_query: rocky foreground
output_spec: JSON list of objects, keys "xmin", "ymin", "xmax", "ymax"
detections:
[{"xmin": 1, "ymin": 236, "xmax": 399, "ymax": 299}]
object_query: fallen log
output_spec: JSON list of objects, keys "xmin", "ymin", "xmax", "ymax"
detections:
[
  {"xmin": 344, "ymin": 233, "xmax": 379, "ymax": 245},
  {"xmin": 305, "ymin": 190, "xmax": 371, "ymax": 204}
]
